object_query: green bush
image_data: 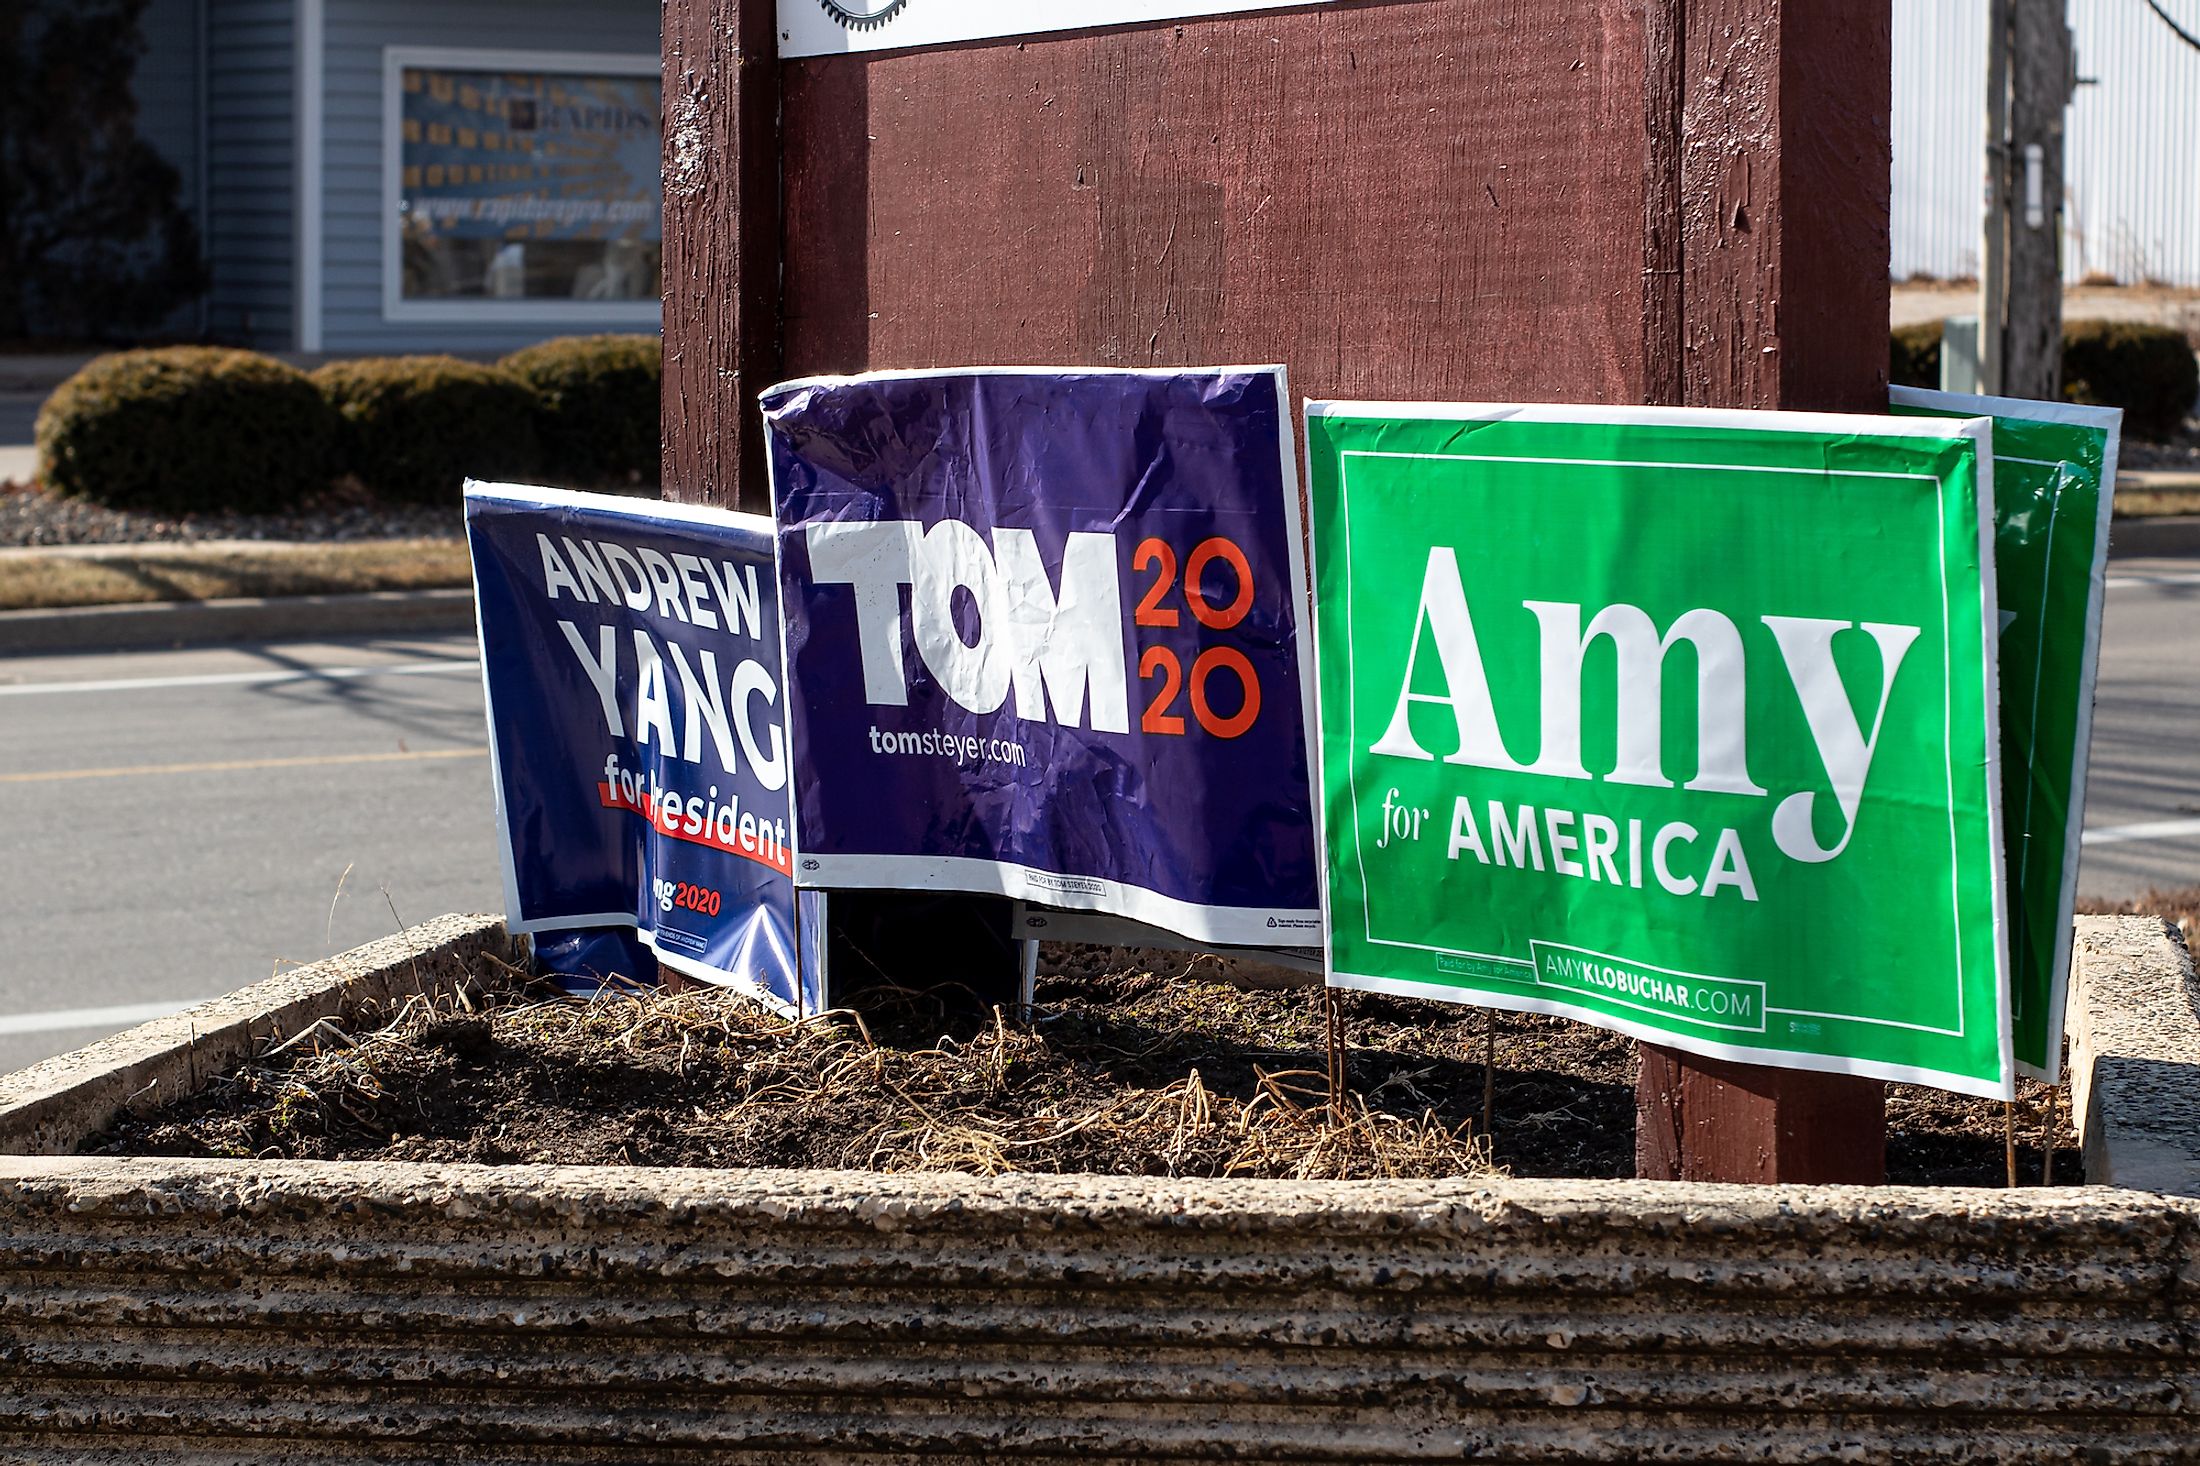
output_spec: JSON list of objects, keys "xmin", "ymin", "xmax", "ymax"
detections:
[
  {"xmin": 313, "ymin": 356, "xmax": 541, "ymax": 504},
  {"xmin": 499, "ymin": 334, "xmax": 659, "ymax": 486},
  {"xmin": 2061, "ymin": 320, "xmax": 2199, "ymax": 439},
  {"xmin": 1890, "ymin": 321, "xmax": 1943, "ymax": 390},
  {"xmin": 34, "ymin": 347, "xmax": 340, "ymax": 514}
]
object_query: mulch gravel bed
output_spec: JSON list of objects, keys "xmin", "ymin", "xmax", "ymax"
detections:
[
  {"xmin": 0, "ymin": 480, "xmax": 462, "ymax": 548},
  {"xmin": 88, "ymin": 944, "xmax": 2079, "ymax": 1187},
  {"xmin": 2123, "ymin": 424, "xmax": 2200, "ymax": 472}
]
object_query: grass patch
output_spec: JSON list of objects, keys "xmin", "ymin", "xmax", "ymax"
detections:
[
  {"xmin": 0, "ymin": 538, "xmax": 469, "ymax": 611},
  {"xmin": 2078, "ymin": 886, "xmax": 2200, "ymax": 948}
]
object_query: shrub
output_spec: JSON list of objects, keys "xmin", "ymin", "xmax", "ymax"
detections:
[
  {"xmin": 2061, "ymin": 320, "xmax": 2199, "ymax": 439},
  {"xmin": 35, "ymin": 347, "xmax": 340, "ymax": 514},
  {"xmin": 314, "ymin": 356, "xmax": 541, "ymax": 504},
  {"xmin": 499, "ymin": 334, "xmax": 660, "ymax": 486},
  {"xmin": 1890, "ymin": 321, "xmax": 1943, "ymax": 390}
]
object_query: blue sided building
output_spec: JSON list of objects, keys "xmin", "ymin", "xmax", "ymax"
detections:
[{"xmin": 135, "ymin": 0, "xmax": 661, "ymax": 355}]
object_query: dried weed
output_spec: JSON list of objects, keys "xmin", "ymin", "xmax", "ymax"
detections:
[{"xmin": 92, "ymin": 959, "xmax": 1499, "ymax": 1183}]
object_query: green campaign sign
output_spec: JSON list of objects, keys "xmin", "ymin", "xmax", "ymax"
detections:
[
  {"xmin": 1305, "ymin": 404, "xmax": 2014, "ymax": 1098},
  {"xmin": 1892, "ymin": 388, "xmax": 2120, "ymax": 1081}
]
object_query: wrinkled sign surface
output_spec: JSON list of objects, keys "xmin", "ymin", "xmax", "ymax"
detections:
[
  {"xmin": 763, "ymin": 366, "xmax": 1321, "ymax": 950},
  {"xmin": 467, "ymin": 482, "xmax": 810, "ymax": 1011}
]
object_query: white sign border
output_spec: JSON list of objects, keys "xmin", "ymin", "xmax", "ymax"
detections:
[{"xmin": 778, "ymin": 0, "xmax": 1344, "ymax": 58}]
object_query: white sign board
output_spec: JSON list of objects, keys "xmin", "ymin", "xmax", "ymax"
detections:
[{"xmin": 779, "ymin": 0, "xmax": 1340, "ymax": 57}]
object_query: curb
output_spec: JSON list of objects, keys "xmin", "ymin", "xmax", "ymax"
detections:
[
  {"xmin": 2070, "ymin": 915, "xmax": 2200, "ymax": 1196},
  {"xmin": 0, "ymin": 587, "xmax": 474, "ymax": 655},
  {"xmin": 2121, "ymin": 469, "xmax": 2200, "ymax": 493},
  {"xmin": 0, "ymin": 914, "xmax": 509, "ymax": 1155},
  {"xmin": 0, "ymin": 538, "xmax": 382, "ymax": 561},
  {"xmin": 2108, "ymin": 513, "xmax": 2200, "ymax": 561}
]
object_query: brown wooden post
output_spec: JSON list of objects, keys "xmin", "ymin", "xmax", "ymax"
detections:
[
  {"xmin": 661, "ymin": 0, "xmax": 781, "ymax": 511},
  {"xmin": 660, "ymin": 0, "xmax": 1897, "ymax": 1179},
  {"xmin": 772, "ymin": 4, "xmax": 1656, "ymax": 405},
  {"xmin": 653, "ymin": 0, "xmax": 780, "ymax": 994},
  {"xmin": 1636, "ymin": 0, "xmax": 1892, "ymax": 1185}
]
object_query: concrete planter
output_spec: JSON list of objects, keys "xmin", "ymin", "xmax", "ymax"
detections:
[{"xmin": 2, "ymin": 914, "xmax": 2197, "ymax": 1460}]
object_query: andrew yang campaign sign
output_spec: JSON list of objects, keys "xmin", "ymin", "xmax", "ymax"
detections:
[
  {"xmin": 465, "ymin": 483, "xmax": 811, "ymax": 1012},
  {"xmin": 761, "ymin": 367, "xmax": 1320, "ymax": 948}
]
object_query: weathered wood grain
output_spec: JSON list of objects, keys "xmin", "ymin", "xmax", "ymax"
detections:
[
  {"xmin": 1641, "ymin": 0, "xmax": 1685, "ymax": 406},
  {"xmin": 1642, "ymin": 0, "xmax": 1893, "ymax": 1183},
  {"xmin": 662, "ymin": 0, "xmax": 781, "ymax": 510},
  {"xmin": 1678, "ymin": 0, "xmax": 1890, "ymax": 411},
  {"xmin": 781, "ymin": 1, "xmax": 1650, "ymax": 408}
]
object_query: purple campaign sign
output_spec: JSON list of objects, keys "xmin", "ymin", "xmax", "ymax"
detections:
[
  {"xmin": 465, "ymin": 483, "xmax": 815, "ymax": 1012},
  {"xmin": 761, "ymin": 367, "xmax": 1321, "ymax": 947}
]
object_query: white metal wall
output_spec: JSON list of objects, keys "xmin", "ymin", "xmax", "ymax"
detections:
[
  {"xmin": 2065, "ymin": 0, "xmax": 2200, "ymax": 283},
  {"xmin": 1893, "ymin": 0, "xmax": 1987, "ymax": 280},
  {"xmin": 1893, "ymin": 0, "xmax": 2200, "ymax": 285}
]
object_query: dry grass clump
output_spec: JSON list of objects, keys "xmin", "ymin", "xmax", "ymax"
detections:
[
  {"xmin": 91, "ymin": 963, "xmax": 1498, "ymax": 1184},
  {"xmin": 2077, "ymin": 886, "xmax": 2200, "ymax": 948}
]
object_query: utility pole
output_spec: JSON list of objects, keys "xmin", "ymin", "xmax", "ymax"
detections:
[
  {"xmin": 2004, "ymin": 0, "xmax": 2076, "ymax": 399},
  {"xmin": 1981, "ymin": 0, "xmax": 2077, "ymax": 401},
  {"xmin": 1980, "ymin": 0, "xmax": 2010, "ymax": 395}
]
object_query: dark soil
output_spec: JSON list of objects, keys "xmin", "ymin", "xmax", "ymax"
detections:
[{"xmin": 88, "ymin": 945, "xmax": 2079, "ymax": 1187}]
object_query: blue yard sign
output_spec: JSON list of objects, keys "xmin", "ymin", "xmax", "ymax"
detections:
[
  {"xmin": 761, "ymin": 366, "xmax": 1322, "ymax": 949},
  {"xmin": 465, "ymin": 482, "xmax": 813, "ymax": 1012}
]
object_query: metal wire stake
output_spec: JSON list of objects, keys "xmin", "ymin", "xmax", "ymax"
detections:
[
  {"xmin": 1482, "ymin": 1008, "xmax": 1497, "ymax": 1136},
  {"xmin": 1322, "ymin": 984, "xmax": 1346, "ymax": 1125},
  {"xmin": 2004, "ymin": 1099, "xmax": 2019, "ymax": 1188},
  {"xmin": 2041, "ymin": 1083, "xmax": 2058, "ymax": 1186}
]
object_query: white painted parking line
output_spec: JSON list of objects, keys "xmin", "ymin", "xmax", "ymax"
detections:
[
  {"xmin": 0, "ymin": 659, "xmax": 480, "ymax": 697},
  {"xmin": 2082, "ymin": 816, "xmax": 2200, "ymax": 847},
  {"xmin": 0, "ymin": 746, "xmax": 486, "ymax": 785},
  {"xmin": 2105, "ymin": 571, "xmax": 2200, "ymax": 589},
  {"xmin": 0, "ymin": 998, "xmax": 206, "ymax": 1037}
]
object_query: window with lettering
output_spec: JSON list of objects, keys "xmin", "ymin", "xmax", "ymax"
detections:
[{"xmin": 396, "ymin": 65, "xmax": 661, "ymax": 304}]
